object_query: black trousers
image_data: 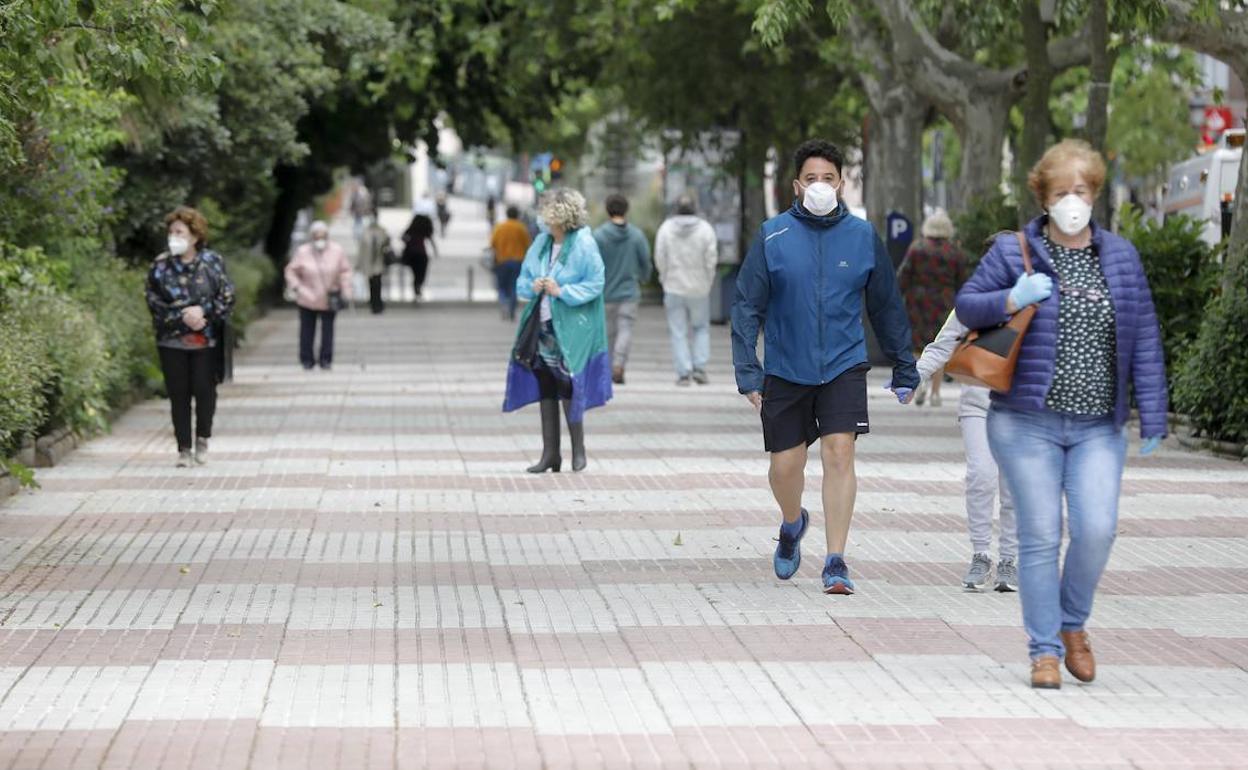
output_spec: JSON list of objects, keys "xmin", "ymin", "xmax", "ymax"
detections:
[
  {"xmin": 535, "ymin": 367, "xmax": 573, "ymax": 402},
  {"xmin": 406, "ymin": 254, "xmax": 429, "ymax": 297},
  {"xmin": 158, "ymin": 346, "xmax": 217, "ymax": 451},
  {"xmin": 299, "ymin": 307, "xmax": 337, "ymax": 368},
  {"xmin": 368, "ymin": 274, "xmax": 384, "ymax": 314}
]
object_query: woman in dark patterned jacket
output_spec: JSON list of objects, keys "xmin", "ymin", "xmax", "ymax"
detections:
[
  {"xmin": 145, "ymin": 206, "xmax": 236, "ymax": 467},
  {"xmin": 896, "ymin": 209, "xmax": 968, "ymax": 407}
]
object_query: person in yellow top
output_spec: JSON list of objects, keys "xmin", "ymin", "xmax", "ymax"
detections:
[{"xmin": 491, "ymin": 205, "xmax": 532, "ymax": 320}]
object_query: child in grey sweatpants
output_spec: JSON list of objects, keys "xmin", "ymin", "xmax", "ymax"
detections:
[{"xmin": 917, "ymin": 310, "xmax": 1018, "ymax": 592}]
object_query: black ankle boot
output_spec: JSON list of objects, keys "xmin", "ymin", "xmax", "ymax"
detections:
[
  {"xmin": 563, "ymin": 402, "xmax": 587, "ymax": 472},
  {"xmin": 527, "ymin": 399, "xmax": 562, "ymax": 473}
]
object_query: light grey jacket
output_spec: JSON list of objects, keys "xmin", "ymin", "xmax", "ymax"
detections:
[
  {"xmin": 917, "ymin": 310, "xmax": 992, "ymax": 419},
  {"xmin": 655, "ymin": 215, "xmax": 718, "ymax": 297}
]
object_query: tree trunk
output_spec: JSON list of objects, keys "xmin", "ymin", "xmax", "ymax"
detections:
[
  {"xmin": 951, "ymin": 95, "xmax": 1013, "ymax": 212},
  {"xmin": 1016, "ymin": 0, "xmax": 1054, "ymax": 224},
  {"xmin": 265, "ymin": 164, "xmax": 305, "ymax": 266},
  {"xmin": 1228, "ymin": 100, "xmax": 1248, "ymax": 287},
  {"xmin": 739, "ymin": 128, "xmax": 768, "ymax": 251},
  {"xmin": 1085, "ymin": 0, "xmax": 1114, "ymax": 227},
  {"xmin": 865, "ymin": 100, "xmax": 925, "ymax": 245}
]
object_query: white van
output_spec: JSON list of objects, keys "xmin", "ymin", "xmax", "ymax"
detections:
[{"xmin": 1163, "ymin": 129, "xmax": 1243, "ymax": 246}]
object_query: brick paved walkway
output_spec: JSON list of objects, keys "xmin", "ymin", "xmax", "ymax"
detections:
[{"xmin": 1, "ymin": 306, "xmax": 1246, "ymax": 769}]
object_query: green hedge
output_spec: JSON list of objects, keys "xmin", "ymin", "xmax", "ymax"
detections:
[
  {"xmin": 1118, "ymin": 207, "xmax": 1220, "ymax": 392},
  {"xmin": 1173, "ymin": 252, "xmax": 1248, "ymax": 444},
  {"xmin": 954, "ymin": 193, "xmax": 1019, "ymax": 265}
]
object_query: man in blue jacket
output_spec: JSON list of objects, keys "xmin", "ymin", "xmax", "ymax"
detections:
[{"xmin": 732, "ymin": 139, "xmax": 919, "ymax": 595}]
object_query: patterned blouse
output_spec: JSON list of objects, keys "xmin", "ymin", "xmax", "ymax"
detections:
[
  {"xmin": 1043, "ymin": 235, "xmax": 1116, "ymax": 416},
  {"xmin": 145, "ymin": 249, "xmax": 236, "ymax": 347}
]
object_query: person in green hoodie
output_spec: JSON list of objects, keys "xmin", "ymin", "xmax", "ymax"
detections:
[{"xmin": 592, "ymin": 194, "xmax": 652, "ymax": 385}]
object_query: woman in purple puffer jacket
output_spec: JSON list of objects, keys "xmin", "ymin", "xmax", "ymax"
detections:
[{"xmin": 955, "ymin": 140, "xmax": 1167, "ymax": 691}]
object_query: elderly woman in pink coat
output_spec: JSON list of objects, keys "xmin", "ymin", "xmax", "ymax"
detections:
[{"xmin": 284, "ymin": 220, "xmax": 353, "ymax": 370}]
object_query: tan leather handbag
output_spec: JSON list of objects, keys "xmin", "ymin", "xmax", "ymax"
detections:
[{"xmin": 946, "ymin": 232, "xmax": 1038, "ymax": 393}]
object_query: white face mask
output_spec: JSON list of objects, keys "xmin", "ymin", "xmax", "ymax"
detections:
[
  {"xmin": 1049, "ymin": 194, "xmax": 1092, "ymax": 236},
  {"xmin": 798, "ymin": 181, "xmax": 838, "ymax": 216},
  {"xmin": 168, "ymin": 236, "xmax": 190, "ymax": 256},
  {"xmin": 313, "ymin": 238, "xmax": 328, "ymax": 251}
]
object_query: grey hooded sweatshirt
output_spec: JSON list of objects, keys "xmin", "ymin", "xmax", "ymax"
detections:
[{"xmin": 655, "ymin": 215, "xmax": 718, "ymax": 297}]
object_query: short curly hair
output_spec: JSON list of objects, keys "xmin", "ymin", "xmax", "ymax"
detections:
[
  {"xmin": 164, "ymin": 205, "xmax": 209, "ymax": 246},
  {"xmin": 1028, "ymin": 139, "xmax": 1107, "ymax": 207},
  {"xmin": 538, "ymin": 188, "xmax": 589, "ymax": 231}
]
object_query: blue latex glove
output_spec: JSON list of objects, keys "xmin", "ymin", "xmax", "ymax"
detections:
[
  {"xmin": 1008, "ymin": 272, "xmax": 1054, "ymax": 309},
  {"xmin": 1139, "ymin": 436, "xmax": 1162, "ymax": 456},
  {"xmin": 882, "ymin": 382, "xmax": 915, "ymax": 404}
]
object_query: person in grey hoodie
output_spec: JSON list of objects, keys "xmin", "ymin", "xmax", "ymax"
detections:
[
  {"xmin": 592, "ymin": 194, "xmax": 652, "ymax": 384},
  {"xmin": 655, "ymin": 195, "xmax": 718, "ymax": 385},
  {"xmin": 911, "ymin": 310, "xmax": 1018, "ymax": 593}
]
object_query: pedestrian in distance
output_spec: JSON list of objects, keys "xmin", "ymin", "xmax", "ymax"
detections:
[
  {"xmin": 592, "ymin": 193, "xmax": 652, "ymax": 385},
  {"xmin": 490, "ymin": 205, "xmax": 533, "ymax": 321},
  {"xmin": 348, "ymin": 178, "xmax": 372, "ymax": 241},
  {"xmin": 402, "ymin": 204, "xmax": 438, "ymax": 301},
  {"xmin": 486, "ymin": 194, "xmax": 498, "ymax": 229},
  {"xmin": 435, "ymin": 191, "xmax": 452, "ymax": 238},
  {"xmin": 503, "ymin": 188, "xmax": 611, "ymax": 474},
  {"xmin": 284, "ymin": 220, "xmax": 352, "ymax": 370},
  {"xmin": 145, "ymin": 205, "xmax": 236, "ymax": 468},
  {"xmin": 358, "ymin": 207, "xmax": 394, "ymax": 315},
  {"xmin": 732, "ymin": 139, "xmax": 918, "ymax": 596},
  {"xmin": 655, "ymin": 194, "xmax": 718, "ymax": 386},
  {"xmin": 912, "ymin": 310, "xmax": 1018, "ymax": 593},
  {"xmin": 896, "ymin": 208, "xmax": 969, "ymax": 407},
  {"xmin": 955, "ymin": 139, "xmax": 1168, "ymax": 690}
]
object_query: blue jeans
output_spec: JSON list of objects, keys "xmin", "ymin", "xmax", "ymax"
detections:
[
  {"xmin": 663, "ymin": 292, "xmax": 711, "ymax": 377},
  {"xmin": 986, "ymin": 405, "xmax": 1126, "ymax": 660},
  {"xmin": 495, "ymin": 261, "xmax": 523, "ymax": 319}
]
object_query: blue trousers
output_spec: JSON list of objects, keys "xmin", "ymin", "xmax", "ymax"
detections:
[{"xmin": 986, "ymin": 405, "xmax": 1126, "ymax": 660}]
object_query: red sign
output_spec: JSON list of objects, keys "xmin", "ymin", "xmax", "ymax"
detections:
[{"xmin": 1202, "ymin": 106, "xmax": 1234, "ymax": 145}]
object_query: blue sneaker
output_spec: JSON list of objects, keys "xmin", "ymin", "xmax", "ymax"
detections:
[
  {"xmin": 822, "ymin": 555, "xmax": 855, "ymax": 595},
  {"xmin": 772, "ymin": 509, "xmax": 809, "ymax": 580}
]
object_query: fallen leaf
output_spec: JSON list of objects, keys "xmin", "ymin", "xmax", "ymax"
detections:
[
  {"xmin": 673, "ymin": 533, "xmax": 683, "ymax": 546},
  {"xmin": 179, "ymin": 566, "xmax": 190, "ymax": 575}
]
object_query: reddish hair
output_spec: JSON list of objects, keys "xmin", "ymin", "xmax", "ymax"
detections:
[
  {"xmin": 1027, "ymin": 140, "xmax": 1107, "ymax": 206},
  {"xmin": 164, "ymin": 206, "xmax": 209, "ymax": 246}
]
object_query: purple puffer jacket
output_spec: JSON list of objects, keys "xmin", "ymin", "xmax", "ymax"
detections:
[{"xmin": 955, "ymin": 217, "xmax": 1168, "ymax": 439}]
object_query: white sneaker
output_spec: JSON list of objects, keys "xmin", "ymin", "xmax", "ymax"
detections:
[
  {"xmin": 194, "ymin": 438, "xmax": 209, "ymax": 465},
  {"xmin": 176, "ymin": 450, "xmax": 194, "ymax": 468}
]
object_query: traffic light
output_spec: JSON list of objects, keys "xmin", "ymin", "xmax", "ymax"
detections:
[{"xmin": 549, "ymin": 157, "xmax": 563, "ymax": 181}]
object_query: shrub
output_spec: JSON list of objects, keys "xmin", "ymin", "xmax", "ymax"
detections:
[
  {"xmin": 227, "ymin": 250, "xmax": 278, "ymax": 338},
  {"xmin": 0, "ymin": 307, "xmax": 52, "ymax": 459},
  {"xmin": 1118, "ymin": 206, "xmax": 1220, "ymax": 388},
  {"xmin": 1172, "ymin": 252, "xmax": 1248, "ymax": 443},
  {"xmin": 953, "ymin": 193, "xmax": 1019, "ymax": 267},
  {"xmin": 5, "ymin": 290, "xmax": 111, "ymax": 436}
]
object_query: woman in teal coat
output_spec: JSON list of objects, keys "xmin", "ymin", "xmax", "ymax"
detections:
[{"xmin": 503, "ymin": 189, "xmax": 612, "ymax": 472}]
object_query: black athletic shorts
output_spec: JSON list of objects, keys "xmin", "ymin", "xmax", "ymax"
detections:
[{"xmin": 760, "ymin": 365, "xmax": 870, "ymax": 453}]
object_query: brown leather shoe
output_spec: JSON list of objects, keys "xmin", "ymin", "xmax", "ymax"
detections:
[
  {"xmin": 1061, "ymin": 630, "xmax": 1096, "ymax": 682},
  {"xmin": 1031, "ymin": 656, "xmax": 1062, "ymax": 689}
]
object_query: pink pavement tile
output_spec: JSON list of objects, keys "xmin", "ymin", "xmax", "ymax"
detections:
[
  {"xmin": 251, "ymin": 727, "xmax": 397, "ymax": 770},
  {"xmin": 162, "ymin": 623, "xmax": 286, "ymax": 662},
  {"xmin": 103, "ymin": 719, "xmax": 257, "ymax": 770},
  {"xmin": 392, "ymin": 628, "xmax": 517, "ymax": 666},
  {"xmin": 0, "ymin": 729, "xmax": 114, "ymax": 770},
  {"xmin": 951, "ymin": 624, "xmax": 1243, "ymax": 668},
  {"xmin": 33, "ymin": 628, "xmax": 174, "ymax": 667},
  {"xmin": 397, "ymin": 727, "xmax": 543, "ymax": 770}
]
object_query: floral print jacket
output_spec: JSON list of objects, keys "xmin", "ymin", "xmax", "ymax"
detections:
[{"xmin": 145, "ymin": 249, "xmax": 236, "ymax": 345}]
